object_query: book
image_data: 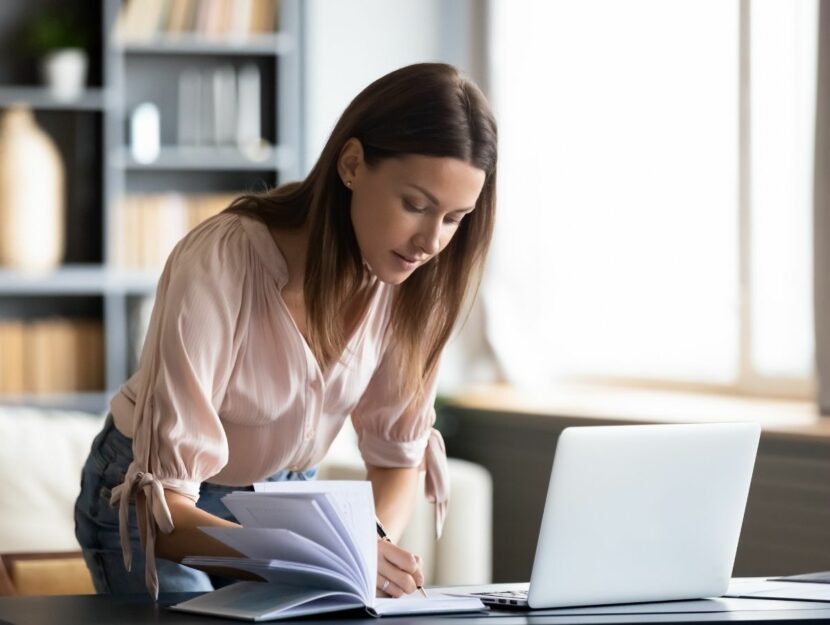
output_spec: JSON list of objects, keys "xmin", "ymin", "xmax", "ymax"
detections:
[
  {"xmin": 173, "ymin": 481, "xmax": 486, "ymax": 620},
  {"xmin": 0, "ymin": 320, "xmax": 24, "ymax": 393}
]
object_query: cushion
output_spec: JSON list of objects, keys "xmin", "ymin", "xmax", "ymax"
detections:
[{"xmin": 0, "ymin": 407, "xmax": 105, "ymax": 553}]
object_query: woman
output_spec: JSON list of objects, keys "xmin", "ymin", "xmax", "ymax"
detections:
[{"xmin": 74, "ymin": 62, "xmax": 497, "ymax": 599}]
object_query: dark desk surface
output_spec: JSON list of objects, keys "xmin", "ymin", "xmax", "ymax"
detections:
[{"xmin": 1, "ymin": 594, "xmax": 830, "ymax": 625}]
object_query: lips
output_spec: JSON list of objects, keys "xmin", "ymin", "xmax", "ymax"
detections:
[
  {"xmin": 392, "ymin": 251, "xmax": 427, "ymax": 270},
  {"xmin": 394, "ymin": 251, "xmax": 428, "ymax": 264}
]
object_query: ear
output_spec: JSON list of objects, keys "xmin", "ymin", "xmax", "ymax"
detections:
[{"xmin": 337, "ymin": 138, "xmax": 364, "ymax": 187}]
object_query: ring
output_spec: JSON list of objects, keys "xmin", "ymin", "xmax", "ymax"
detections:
[{"xmin": 381, "ymin": 578, "xmax": 390, "ymax": 592}]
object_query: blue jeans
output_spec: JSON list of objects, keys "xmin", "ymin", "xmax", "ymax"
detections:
[{"xmin": 74, "ymin": 414, "xmax": 316, "ymax": 594}]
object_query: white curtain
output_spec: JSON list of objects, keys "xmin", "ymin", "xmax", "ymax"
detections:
[
  {"xmin": 815, "ymin": 0, "xmax": 830, "ymax": 415},
  {"xmin": 484, "ymin": 0, "xmax": 740, "ymax": 388}
]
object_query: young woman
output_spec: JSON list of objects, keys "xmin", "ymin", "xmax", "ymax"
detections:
[{"xmin": 74, "ymin": 62, "xmax": 497, "ymax": 599}]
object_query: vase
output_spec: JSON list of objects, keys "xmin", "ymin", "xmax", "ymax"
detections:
[
  {"xmin": 0, "ymin": 105, "xmax": 65, "ymax": 270},
  {"xmin": 40, "ymin": 48, "xmax": 88, "ymax": 102}
]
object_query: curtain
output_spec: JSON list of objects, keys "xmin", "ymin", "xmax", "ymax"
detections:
[{"xmin": 815, "ymin": 0, "xmax": 830, "ymax": 415}]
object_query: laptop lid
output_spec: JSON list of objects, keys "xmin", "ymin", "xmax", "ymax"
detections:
[{"xmin": 527, "ymin": 422, "xmax": 760, "ymax": 609}]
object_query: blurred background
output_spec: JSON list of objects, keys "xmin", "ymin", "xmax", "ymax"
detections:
[{"xmin": 0, "ymin": 0, "xmax": 828, "ymax": 595}]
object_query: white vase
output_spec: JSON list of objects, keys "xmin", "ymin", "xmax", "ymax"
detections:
[
  {"xmin": 0, "ymin": 106, "xmax": 65, "ymax": 270},
  {"xmin": 40, "ymin": 48, "xmax": 88, "ymax": 102}
]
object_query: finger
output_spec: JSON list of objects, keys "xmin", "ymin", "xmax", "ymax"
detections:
[
  {"xmin": 380, "ymin": 541, "xmax": 421, "ymax": 575},
  {"xmin": 376, "ymin": 575, "xmax": 394, "ymax": 598},
  {"xmin": 379, "ymin": 558, "xmax": 418, "ymax": 595},
  {"xmin": 377, "ymin": 573, "xmax": 408, "ymax": 598}
]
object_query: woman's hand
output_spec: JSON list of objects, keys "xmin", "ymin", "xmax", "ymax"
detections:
[{"xmin": 376, "ymin": 538, "xmax": 425, "ymax": 598}]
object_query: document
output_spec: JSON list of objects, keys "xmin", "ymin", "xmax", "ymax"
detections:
[
  {"xmin": 172, "ymin": 481, "xmax": 486, "ymax": 621},
  {"xmin": 726, "ymin": 577, "xmax": 830, "ymax": 603}
]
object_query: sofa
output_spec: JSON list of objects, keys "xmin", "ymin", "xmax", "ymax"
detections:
[{"xmin": 0, "ymin": 405, "xmax": 492, "ymax": 594}]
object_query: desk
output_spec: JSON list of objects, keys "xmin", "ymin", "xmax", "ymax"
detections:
[{"xmin": 1, "ymin": 594, "xmax": 830, "ymax": 625}]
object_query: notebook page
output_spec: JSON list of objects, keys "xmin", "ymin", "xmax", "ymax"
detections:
[
  {"xmin": 253, "ymin": 481, "xmax": 376, "ymax": 602},
  {"xmin": 200, "ymin": 527, "xmax": 358, "ymax": 586},
  {"xmin": 370, "ymin": 594, "xmax": 487, "ymax": 616},
  {"xmin": 223, "ymin": 493, "xmax": 366, "ymax": 592},
  {"xmin": 222, "ymin": 494, "xmax": 351, "ymax": 564},
  {"xmin": 181, "ymin": 556, "xmax": 360, "ymax": 593}
]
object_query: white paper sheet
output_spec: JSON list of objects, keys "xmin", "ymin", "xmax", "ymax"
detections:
[{"xmin": 726, "ymin": 578, "xmax": 830, "ymax": 602}]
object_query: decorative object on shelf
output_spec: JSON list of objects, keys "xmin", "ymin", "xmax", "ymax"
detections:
[
  {"xmin": 25, "ymin": 8, "xmax": 89, "ymax": 102},
  {"xmin": 130, "ymin": 103, "xmax": 161, "ymax": 164},
  {"xmin": 0, "ymin": 106, "xmax": 65, "ymax": 270}
]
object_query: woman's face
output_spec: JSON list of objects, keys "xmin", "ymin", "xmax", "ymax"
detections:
[{"xmin": 344, "ymin": 149, "xmax": 486, "ymax": 285}]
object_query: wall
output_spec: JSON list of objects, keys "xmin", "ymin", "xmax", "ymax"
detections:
[
  {"xmin": 440, "ymin": 406, "xmax": 830, "ymax": 582},
  {"xmin": 301, "ymin": 0, "xmax": 483, "ymax": 176}
]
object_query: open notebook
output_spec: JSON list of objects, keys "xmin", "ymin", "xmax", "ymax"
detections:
[{"xmin": 173, "ymin": 481, "xmax": 486, "ymax": 620}]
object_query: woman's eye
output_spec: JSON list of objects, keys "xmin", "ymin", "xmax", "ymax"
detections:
[
  {"xmin": 444, "ymin": 217, "xmax": 462, "ymax": 226},
  {"xmin": 403, "ymin": 199, "xmax": 427, "ymax": 213}
]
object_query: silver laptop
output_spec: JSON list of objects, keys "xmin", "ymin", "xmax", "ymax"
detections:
[{"xmin": 463, "ymin": 422, "xmax": 760, "ymax": 609}]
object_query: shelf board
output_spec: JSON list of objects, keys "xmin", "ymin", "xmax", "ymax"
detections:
[
  {"xmin": 115, "ymin": 145, "xmax": 290, "ymax": 172},
  {"xmin": 0, "ymin": 265, "xmax": 159, "ymax": 295},
  {"xmin": 0, "ymin": 87, "xmax": 107, "ymax": 111},
  {"xmin": 0, "ymin": 392, "xmax": 110, "ymax": 414},
  {"xmin": 119, "ymin": 32, "xmax": 293, "ymax": 56}
]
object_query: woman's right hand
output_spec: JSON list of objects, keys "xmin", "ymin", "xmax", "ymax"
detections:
[{"xmin": 376, "ymin": 538, "xmax": 425, "ymax": 598}]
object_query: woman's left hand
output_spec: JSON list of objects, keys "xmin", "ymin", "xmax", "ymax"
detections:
[{"xmin": 376, "ymin": 538, "xmax": 424, "ymax": 597}]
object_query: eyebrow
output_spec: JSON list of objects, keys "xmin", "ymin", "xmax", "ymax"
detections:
[{"xmin": 405, "ymin": 184, "xmax": 475, "ymax": 212}]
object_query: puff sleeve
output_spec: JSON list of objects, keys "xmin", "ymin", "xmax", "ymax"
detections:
[
  {"xmin": 351, "ymin": 342, "xmax": 449, "ymax": 539},
  {"xmin": 108, "ymin": 217, "xmax": 246, "ymax": 598}
]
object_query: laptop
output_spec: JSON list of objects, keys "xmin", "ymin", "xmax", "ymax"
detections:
[{"xmin": 460, "ymin": 422, "xmax": 760, "ymax": 609}]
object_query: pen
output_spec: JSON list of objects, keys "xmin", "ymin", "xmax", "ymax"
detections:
[{"xmin": 376, "ymin": 518, "xmax": 428, "ymax": 598}]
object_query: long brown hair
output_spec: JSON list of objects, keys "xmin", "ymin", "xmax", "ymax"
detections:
[{"xmin": 226, "ymin": 63, "xmax": 497, "ymax": 399}]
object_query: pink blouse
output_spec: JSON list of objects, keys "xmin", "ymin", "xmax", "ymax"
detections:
[{"xmin": 108, "ymin": 212, "xmax": 449, "ymax": 598}]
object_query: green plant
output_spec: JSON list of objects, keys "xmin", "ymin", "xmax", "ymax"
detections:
[{"xmin": 25, "ymin": 9, "xmax": 89, "ymax": 56}]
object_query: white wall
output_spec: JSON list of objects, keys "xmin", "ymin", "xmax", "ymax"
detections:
[{"xmin": 303, "ymin": 0, "xmax": 450, "ymax": 174}]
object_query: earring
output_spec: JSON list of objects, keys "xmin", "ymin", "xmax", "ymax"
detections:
[{"xmin": 346, "ymin": 180, "xmax": 352, "ymax": 188}]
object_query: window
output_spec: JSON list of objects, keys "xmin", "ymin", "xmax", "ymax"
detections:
[{"xmin": 485, "ymin": 0, "xmax": 817, "ymax": 397}]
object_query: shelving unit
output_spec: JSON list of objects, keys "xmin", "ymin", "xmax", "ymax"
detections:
[
  {"xmin": 0, "ymin": 87, "xmax": 107, "ymax": 111},
  {"xmin": 0, "ymin": 266, "xmax": 158, "ymax": 295},
  {"xmin": 115, "ymin": 145, "xmax": 292, "ymax": 172},
  {"xmin": 0, "ymin": 0, "xmax": 304, "ymax": 412},
  {"xmin": 119, "ymin": 32, "xmax": 293, "ymax": 56}
]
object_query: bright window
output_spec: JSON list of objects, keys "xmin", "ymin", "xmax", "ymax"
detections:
[{"xmin": 485, "ymin": 0, "xmax": 817, "ymax": 396}]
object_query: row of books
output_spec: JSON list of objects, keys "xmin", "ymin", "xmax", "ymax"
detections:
[
  {"xmin": 176, "ymin": 63, "xmax": 265, "ymax": 150},
  {"xmin": 115, "ymin": 0, "xmax": 279, "ymax": 42},
  {"xmin": 114, "ymin": 193, "xmax": 236, "ymax": 269},
  {"xmin": 0, "ymin": 319, "xmax": 104, "ymax": 394}
]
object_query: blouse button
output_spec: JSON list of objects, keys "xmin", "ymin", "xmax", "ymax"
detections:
[{"xmin": 305, "ymin": 428, "xmax": 316, "ymax": 440}]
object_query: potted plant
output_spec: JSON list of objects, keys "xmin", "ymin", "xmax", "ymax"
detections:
[{"xmin": 25, "ymin": 9, "xmax": 90, "ymax": 102}]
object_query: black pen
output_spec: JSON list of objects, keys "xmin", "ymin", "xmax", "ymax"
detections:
[{"xmin": 376, "ymin": 518, "xmax": 428, "ymax": 598}]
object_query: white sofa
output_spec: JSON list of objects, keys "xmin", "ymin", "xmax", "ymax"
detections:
[{"xmin": 0, "ymin": 405, "xmax": 491, "ymax": 587}]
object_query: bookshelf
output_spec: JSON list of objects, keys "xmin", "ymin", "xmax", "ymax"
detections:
[
  {"xmin": 0, "ymin": 87, "xmax": 107, "ymax": 111},
  {"xmin": 0, "ymin": 0, "xmax": 303, "ymax": 412}
]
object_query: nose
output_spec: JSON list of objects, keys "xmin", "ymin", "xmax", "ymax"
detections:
[{"xmin": 414, "ymin": 217, "xmax": 442, "ymax": 256}]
